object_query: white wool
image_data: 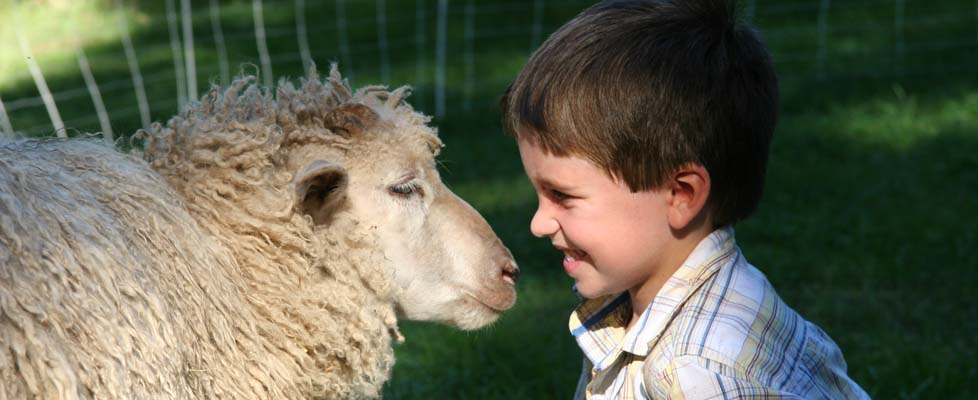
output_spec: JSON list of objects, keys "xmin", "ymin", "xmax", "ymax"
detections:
[{"xmin": 0, "ymin": 66, "xmax": 440, "ymax": 399}]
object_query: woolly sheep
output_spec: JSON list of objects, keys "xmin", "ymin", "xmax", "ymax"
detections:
[{"xmin": 0, "ymin": 66, "xmax": 519, "ymax": 399}]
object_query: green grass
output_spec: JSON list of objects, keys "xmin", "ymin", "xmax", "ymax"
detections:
[{"xmin": 2, "ymin": 0, "xmax": 977, "ymax": 398}]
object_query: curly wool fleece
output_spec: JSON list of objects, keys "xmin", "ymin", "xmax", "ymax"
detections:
[{"xmin": 0, "ymin": 66, "xmax": 431, "ymax": 399}]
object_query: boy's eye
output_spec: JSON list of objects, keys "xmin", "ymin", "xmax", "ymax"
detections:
[{"xmin": 550, "ymin": 189, "xmax": 571, "ymax": 202}]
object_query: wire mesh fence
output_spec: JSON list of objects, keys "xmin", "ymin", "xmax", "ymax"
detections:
[{"xmin": 1, "ymin": 0, "xmax": 976, "ymax": 139}]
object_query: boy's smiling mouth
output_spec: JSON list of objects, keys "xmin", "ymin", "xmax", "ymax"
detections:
[{"xmin": 558, "ymin": 247, "xmax": 591, "ymax": 275}]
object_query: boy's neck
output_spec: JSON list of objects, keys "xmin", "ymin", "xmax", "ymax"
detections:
[{"xmin": 625, "ymin": 221, "xmax": 716, "ymax": 331}]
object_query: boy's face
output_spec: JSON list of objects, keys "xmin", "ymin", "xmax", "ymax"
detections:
[{"xmin": 518, "ymin": 139, "xmax": 674, "ymax": 300}]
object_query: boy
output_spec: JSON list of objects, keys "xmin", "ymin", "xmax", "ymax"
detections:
[{"xmin": 501, "ymin": 0, "xmax": 869, "ymax": 398}]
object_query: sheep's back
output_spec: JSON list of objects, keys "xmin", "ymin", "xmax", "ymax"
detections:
[{"xmin": 0, "ymin": 139, "xmax": 253, "ymax": 399}]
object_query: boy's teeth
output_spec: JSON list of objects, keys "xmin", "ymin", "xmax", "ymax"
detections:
[{"xmin": 564, "ymin": 253, "xmax": 576, "ymax": 262}]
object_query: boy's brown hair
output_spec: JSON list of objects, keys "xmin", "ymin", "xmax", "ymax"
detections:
[{"xmin": 501, "ymin": 0, "xmax": 779, "ymax": 227}]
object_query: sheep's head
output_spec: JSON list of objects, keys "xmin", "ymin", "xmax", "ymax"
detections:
[
  {"xmin": 144, "ymin": 67, "xmax": 519, "ymax": 332},
  {"xmin": 290, "ymin": 94, "xmax": 518, "ymax": 330}
]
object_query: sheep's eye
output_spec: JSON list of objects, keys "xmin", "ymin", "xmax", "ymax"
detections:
[{"xmin": 389, "ymin": 181, "xmax": 422, "ymax": 197}]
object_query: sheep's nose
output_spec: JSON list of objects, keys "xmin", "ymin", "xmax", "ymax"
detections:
[{"xmin": 500, "ymin": 259, "xmax": 520, "ymax": 286}]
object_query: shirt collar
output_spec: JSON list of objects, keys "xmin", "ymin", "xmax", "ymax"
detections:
[{"xmin": 568, "ymin": 227, "xmax": 739, "ymax": 369}]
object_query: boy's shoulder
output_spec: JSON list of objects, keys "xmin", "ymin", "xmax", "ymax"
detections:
[
  {"xmin": 644, "ymin": 248, "xmax": 865, "ymax": 397},
  {"xmin": 620, "ymin": 227, "xmax": 794, "ymax": 369},
  {"xmin": 572, "ymin": 228, "xmax": 866, "ymax": 397},
  {"xmin": 662, "ymin": 254, "xmax": 797, "ymax": 368}
]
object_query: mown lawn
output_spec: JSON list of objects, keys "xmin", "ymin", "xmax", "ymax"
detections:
[{"xmin": 2, "ymin": 0, "xmax": 976, "ymax": 398}]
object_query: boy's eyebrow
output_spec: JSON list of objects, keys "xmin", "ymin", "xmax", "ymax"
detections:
[{"xmin": 533, "ymin": 176, "xmax": 574, "ymax": 191}]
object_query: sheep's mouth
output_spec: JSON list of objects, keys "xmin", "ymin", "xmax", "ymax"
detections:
[{"xmin": 462, "ymin": 287, "xmax": 517, "ymax": 312}]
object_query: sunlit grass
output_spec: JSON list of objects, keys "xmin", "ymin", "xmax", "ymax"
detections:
[
  {"xmin": 0, "ymin": 1, "xmax": 143, "ymax": 91},
  {"xmin": 834, "ymin": 89, "xmax": 978, "ymax": 149}
]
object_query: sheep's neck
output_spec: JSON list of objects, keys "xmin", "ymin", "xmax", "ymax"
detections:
[{"xmin": 194, "ymin": 207, "xmax": 399, "ymax": 398}]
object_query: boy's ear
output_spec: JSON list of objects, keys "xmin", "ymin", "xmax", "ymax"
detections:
[{"xmin": 666, "ymin": 163, "xmax": 712, "ymax": 231}]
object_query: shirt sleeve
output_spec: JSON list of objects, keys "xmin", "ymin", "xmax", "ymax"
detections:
[{"xmin": 644, "ymin": 355, "xmax": 803, "ymax": 400}]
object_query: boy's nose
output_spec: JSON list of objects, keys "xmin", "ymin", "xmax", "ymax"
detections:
[{"xmin": 530, "ymin": 207, "xmax": 559, "ymax": 238}]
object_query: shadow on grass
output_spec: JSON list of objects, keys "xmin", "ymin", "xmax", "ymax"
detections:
[{"xmin": 742, "ymin": 97, "xmax": 978, "ymax": 399}]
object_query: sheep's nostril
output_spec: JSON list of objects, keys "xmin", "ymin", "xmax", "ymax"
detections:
[{"xmin": 501, "ymin": 262, "xmax": 520, "ymax": 286}]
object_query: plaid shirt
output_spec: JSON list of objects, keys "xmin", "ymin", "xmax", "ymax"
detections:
[{"xmin": 570, "ymin": 227, "xmax": 869, "ymax": 399}]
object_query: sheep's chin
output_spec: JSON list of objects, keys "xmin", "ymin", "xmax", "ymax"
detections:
[
  {"xmin": 396, "ymin": 295, "xmax": 503, "ymax": 331},
  {"xmin": 447, "ymin": 296, "xmax": 503, "ymax": 331}
]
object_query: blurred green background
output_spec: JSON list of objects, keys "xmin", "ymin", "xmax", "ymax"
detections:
[{"xmin": 2, "ymin": 0, "xmax": 976, "ymax": 398}]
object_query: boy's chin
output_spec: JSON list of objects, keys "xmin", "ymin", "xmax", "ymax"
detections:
[{"xmin": 574, "ymin": 282, "xmax": 615, "ymax": 300}]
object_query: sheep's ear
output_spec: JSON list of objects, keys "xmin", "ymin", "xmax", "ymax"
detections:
[
  {"xmin": 294, "ymin": 160, "xmax": 349, "ymax": 225},
  {"xmin": 323, "ymin": 103, "xmax": 378, "ymax": 137}
]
